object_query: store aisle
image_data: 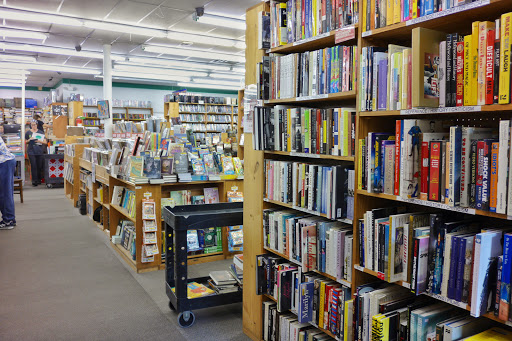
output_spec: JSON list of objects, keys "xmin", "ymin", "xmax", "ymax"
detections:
[{"xmin": 0, "ymin": 187, "xmax": 247, "ymax": 341}]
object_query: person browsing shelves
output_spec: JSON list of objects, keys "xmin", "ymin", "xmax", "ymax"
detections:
[
  {"xmin": 0, "ymin": 136, "xmax": 16, "ymax": 229},
  {"xmin": 25, "ymin": 120, "xmax": 47, "ymax": 186}
]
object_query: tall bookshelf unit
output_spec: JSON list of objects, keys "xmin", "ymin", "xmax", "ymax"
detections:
[
  {"xmin": 243, "ymin": 1, "xmax": 512, "ymax": 340},
  {"xmin": 164, "ymin": 101, "xmax": 237, "ymax": 134}
]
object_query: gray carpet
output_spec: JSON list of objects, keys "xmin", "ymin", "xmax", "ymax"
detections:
[{"xmin": 0, "ymin": 186, "xmax": 248, "ymax": 341}]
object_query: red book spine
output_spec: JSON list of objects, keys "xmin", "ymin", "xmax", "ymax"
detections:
[
  {"xmin": 420, "ymin": 141, "xmax": 430, "ymax": 200},
  {"xmin": 429, "ymin": 141, "xmax": 442, "ymax": 202},
  {"xmin": 321, "ymin": 0, "xmax": 326, "ymax": 34},
  {"xmin": 485, "ymin": 29, "xmax": 495, "ymax": 105},
  {"xmin": 456, "ymin": 41, "xmax": 465, "ymax": 106},
  {"xmin": 394, "ymin": 120, "xmax": 402, "ymax": 196}
]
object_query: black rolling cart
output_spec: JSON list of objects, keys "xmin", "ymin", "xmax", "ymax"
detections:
[
  {"xmin": 43, "ymin": 153, "xmax": 64, "ymax": 188},
  {"xmin": 162, "ymin": 202, "xmax": 243, "ymax": 328}
]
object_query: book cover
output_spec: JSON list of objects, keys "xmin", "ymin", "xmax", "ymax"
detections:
[
  {"xmin": 478, "ymin": 21, "xmax": 495, "ymax": 105},
  {"xmin": 129, "ymin": 156, "xmax": 144, "ymax": 178},
  {"xmin": 499, "ymin": 13, "xmax": 511, "ymax": 104},
  {"xmin": 173, "ymin": 152, "xmax": 189, "ymax": 174},
  {"xmin": 471, "ymin": 232, "xmax": 502, "ymax": 317},
  {"xmin": 203, "ymin": 187, "xmax": 219, "ymax": 204},
  {"xmin": 428, "ymin": 141, "xmax": 442, "ymax": 202},
  {"xmin": 486, "ymin": 28, "xmax": 496, "ymax": 104},
  {"xmin": 143, "ymin": 155, "xmax": 161, "ymax": 179},
  {"xmin": 455, "ymin": 41, "xmax": 464, "ymax": 106},
  {"xmin": 463, "ymin": 35, "xmax": 472, "ymax": 106},
  {"xmin": 499, "ymin": 234, "xmax": 512, "ymax": 321},
  {"xmin": 494, "ymin": 20, "xmax": 501, "ymax": 104},
  {"xmin": 439, "ymin": 40, "xmax": 447, "ymax": 107}
]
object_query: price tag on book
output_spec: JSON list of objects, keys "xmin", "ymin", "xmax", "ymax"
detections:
[
  {"xmin": 335, "ymin": 26, "xmax": 355, "ymax": 44},
  {"xmin": 377, "ymin": 272, "xmax": 385, "ymax": 280}
]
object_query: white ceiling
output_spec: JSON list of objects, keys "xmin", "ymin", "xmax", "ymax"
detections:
[{"xmin": 0, "ymin": 0, "xmax": 257, "ymax": 88}]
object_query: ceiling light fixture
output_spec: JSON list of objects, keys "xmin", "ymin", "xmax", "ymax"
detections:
[
  {"xmin": 0, "ymin": 28, "xmax": 48, "ymax": 40},
  {"xmin": 195, "ymin": 14, "xmax": 245, "ymax": 30},
  {"xmin": 0, "ymin": 61, "xmax": 101, "ymax": 75},
  {"xmin": 167, "ymin": 31, "xmax": 245, "ymax": 49},
  {"xmin": 0, "ymin": 82, "xmax": 24, "ymax": 87},
  {"xmin": 83, "ymin": 21, "xmax": 167, "ymax": 38},
  {"xmin": 113, "ymin": 64, "xmax": 208, "ymax": 77},
  {"xmin": 0, "ymin": 69, "xmax": 30, "ymax": 75},
  {"xmin": 142, "ymin": 45, "xmax": 245, "ymax": 63},
  {"xmin": 191, "ymin": 78, "xmax": 241, "ymax": 87},
  {"xmin": 112, "ymin": 71, "xmax": 190, "ymax": 83},
  {"xmin": 208, "ymin": 73, "xmax": 245, "ymax": 80},
  {"xmin": 0, "ymin": 8, "xmax": 83, "ymax": 27},
  {"xmin": 126, "ymin": 57, "xmax": 232, "ymax": 71},
  {"xmin": 0, "ymin": 54, "xmax": 37, "ymax": 63},
  {"xmin": 177, "ymin": 82, "xmax": 241, "ymax": 91},
  {"xmin": 0, "ymin": 42, "xmax": 125, "ymax": 61}
]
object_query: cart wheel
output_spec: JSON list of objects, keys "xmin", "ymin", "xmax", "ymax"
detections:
[
  {"xmin": 168, "ymin": 301, "xmax": 176, "ymax": 311},
  {"xmin": 47, "ymin": 184, "xmax": 53, "ymax": 188},
  {"xmin": 177, "ymin": 311, "xmax": 195, "ymax": 328}
]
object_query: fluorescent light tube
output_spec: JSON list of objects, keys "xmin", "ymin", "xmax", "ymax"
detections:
[
  {"xmin": 0, "ymin": 73, "xmax": 28, "ymax": 80},
  {"xmin": 0, "ymin": 69, "xmax": 30, "ymax": 75},
  {"xmin": 177, "ymin": 82, "xmax": 241, "ymax": 91},
  {"xmin": 0, "ymin": 28, "xmax": 47, "ymax": 40},
  {"xmin": 167, "ymin": 31, "xmax": 245, "ymax": 49},
  {"xmin": 197, "ymin": 14, "xmax": 245, "ymax": 30},
  {"xmin": 0, "ymin": 61, "xmax": 101, "ymax": 75},
  {"xmin": 113, "ymin": 64, "xmax": 207, "ymax": 77},
  {"xmin": 0, "ymin": 54, "xmax": 36, "ymax": 62},
  {"xmin": 0, "ymin": 42, "xmax": 125, "ymax": 61},
  {"xmin": 208, "ymin": 73, "xmax": 245, "ymax": 80},
  {"xmin": 0, "ymin": 8, "xmax": 83, "ymax": 27},
  {"xmin": 112, "ymin": 71, "xmax": 190, "ymax": 82},
  {"xmin": 142, "ymin": 45, "xmax": 245, "ymax": 63},
  {"xmin": 126, "ymin": 57, "xmax": 232, "ymax": 71},
  {"xmin": 0, "ymin": 82, "xmax": 23, "ymax": 87},
  {"xmin": 191, "ymin": 78, "xmax": 241, "ymax": 86},
  {"xmin": 83, "ymin": 21, "xmax": 167, "ymax": 38}
]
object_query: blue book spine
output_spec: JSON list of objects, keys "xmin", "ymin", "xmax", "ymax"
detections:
[
  {"xmin": 424, "ymin": 0, "xmax": 434, "ymax": 15},
  {"xmin": 306, "ymin": 0, "xmax": 311, "ymax": 39},
  {"xmin": 326, "ymin": 47, "xmax": 332, "ymax": 94},
  {"xmin": 298, "ymin": 281, "xmax": 314, "ymax": 323},
  {"xmin": 455, "ymin": 236, "xmax": 467, "ymax": 302},
  {"xmin": 500, "ymin": 234, "xmax": 512, "ymax": 318},
  {"xmin": 432, "ymin": 229, "xmax": 446, "ymax": 294},
  {"xmin": 453, "ymin": 126, "xmax": 462, "ymax": 206},
  {"xmin": 447, "ymin": 236, "xmax": 460, "ymax": 299},
  {"xmin": 403, "ymin": 0, "xmax": 410, "ymax": 20}
]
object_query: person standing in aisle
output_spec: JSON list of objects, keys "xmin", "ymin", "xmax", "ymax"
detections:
[
  {"xmin": 0, "ymin": 135, "xmax": 16, "ymax": 229},
  {"xmin": 33, "ymin": 114, "xmax": 46, "ymax": 132},
  {"xmin": 25, "ymin": 120, "xmax": 46, "ymax": 186}
]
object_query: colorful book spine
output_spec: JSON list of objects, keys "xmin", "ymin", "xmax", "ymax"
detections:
[
  {"xmin": 494, "ymin": 19, "xmax": 501, "ymax": 104},
  {"xmin": 456, "ymin": 41, "xmax": 464, "ymax": 106},
  {"xmin": 429, "ymin": 141, "xmax": 442, "ymax": 202},
  {"xmin": 463, "ymin": 36, "xmax": 472, "ymax": 106},
  {"xmin": 486, "ymin": 28, "xmax": 496, "ymax": 104},
  {"xmin": 499, "ymin": 13, "xmax": 512, "ymax": 104},
  {"xmin": 394, "ymin": 120, "xmax": 402, "ymax": 196},
  {"xmin": 499, "ymin": 234, "xmax": 512, "ymax": 321},
  {"xmin": 489, "ymin": 142, "xmax": 499, "ymax": 212}
]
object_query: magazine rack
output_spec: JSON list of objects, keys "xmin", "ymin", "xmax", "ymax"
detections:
[{"xmin": 162, "ymin": 202, "xmax": 243, "ymax": 327}]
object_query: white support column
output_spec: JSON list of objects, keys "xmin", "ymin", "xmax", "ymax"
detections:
[
  {"xmin": 21, "ymin": 70, "xmax": 26, "ymax": 182},
  {"xmin": 103, "ymin": 44, "xmax": 113, "ymax": 138}
]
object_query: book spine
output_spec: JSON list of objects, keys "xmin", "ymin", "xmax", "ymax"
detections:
[
  {"xmin": 456, "ymin": 41, "xmax": 464, "ymax": 106},
  {"xmin": 394, "ymin": 120, "xmax": 401, "ymax": 196},
  {"xmin": 469, "ymin": 21, "xmax": 479, "ymax": 106},
  {"xmin": 469, "ymin": 141, "xmax": 478, "ymax": 208},
  {"xmin": 486, "ymin": 28, "xmax": 496, "ymax": 105},
  {"xmin": 498, "ymin": 121, "xmax": 510, "ymax": 214},
  {"xmin": 481, "ymin": 141, "xmax": 491, "ymax": 211},
  {"xmin": 463, "ymin": 37, "xmax": 471, "ymax": 106},
  {"xmin": 476, "ymin": 141, "xmax": 485, "ymax": 209},
  {"xmin": 478, "ymin": 22, "xmax": 489, "ymax": 105},
  {"xmin": 419, "ymin": 141, "xmax": 429, "ymax": 200},
  {"xmin": 446, "ymin": 34, "xmax": 453, "ymax": 107},
  {"xmin": 496, "ymin": 255, "xmax": 503, "ymax": 316},
  {"xmin": 500, "ymin": 14, "xmax": 512, "ymax": 104},
  {"xmin": 451, "ymin": 34, "xmax": 460, "ymax": 107},
  {"xmin": 500, "ymin": 234, "xmax": 512, "ymax": 320},
  {"xmin": 462, "ymin": 237, "xmax": 474, "ymax": 303},
  {"xmin": 455, "ymin": 237, "xmax": 467, "ymax": 302},
  {"xmin": 429, "ymin": 141, "xmax": 442, "ymax": 202},
  {"xmin": 494, "ymin": 20, "xmax": 501, "ymax": 104},
  {"xmin": 490, "ymin": 142, "xmax": 499, "ymax": 212}
]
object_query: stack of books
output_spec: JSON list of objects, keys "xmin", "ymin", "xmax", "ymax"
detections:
[{"xmin": 208, "ymin": 270, "xmax": 239, "ymax": 294}]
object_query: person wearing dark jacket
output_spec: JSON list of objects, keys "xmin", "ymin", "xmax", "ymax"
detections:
[{"xmin": 25, "ymin": 120, "xmax": 46, "ymax": 186}]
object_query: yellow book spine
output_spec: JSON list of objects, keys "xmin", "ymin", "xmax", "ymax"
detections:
[
  {"xmin": 312, "ymin": 0, "xmax": 317, "ymax": 37},
  {"xmin": 344, "ymin": 300, "xmax": 353, "ymax": 341},
  {"xmin": 387, "ymin": 0, "xmax": 394, "ymax": 26},
  {"xmin": 478, "ymin": 22, "xmax": 494, "ymax": 105},
  {"xmin": 464, "ymin": 35, "xmax": 472, "ymax": 106},
  {"xmin": 279, "ymin": 3, "xmax": 287, "ymax": 46},
  {"xmin": 372, "ymin": 314, "xmax": 385, "ymax": 340},
  {"xmin": 382, "ymin": 317, "xmax": 390, "ymax": 341},
  {"xmin": 362, "ymin": 0, "xmax": 367, "ymax": 32},
  {"xmin": 393, "ymin": 0, "xmax": 401, "ymax": 24},
  {"xmin": 469, "ymin": 22, "xmax": 480, "ymax": 105},
  {"xmin": 500, "ymin": 13, "xmax": 512, "ymax": 104},
  {"xmin": 411, "ymin": 0, "xmax": 418, "ymax": 19},
  {"xmin": 318, "ymin": 281, "xmax": 326, "ymax": 328}
]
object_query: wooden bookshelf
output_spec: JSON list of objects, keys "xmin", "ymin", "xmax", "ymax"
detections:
[{"xmin": 242, "ymin": 1, "xmax": 512, "ymax": 340}]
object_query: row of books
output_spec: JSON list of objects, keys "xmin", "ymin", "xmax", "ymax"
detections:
[
  {"xmin": 266, "ymin": 0, "xmax": 358, "ymax": 49},
  {"xmin": 111, "ymin": 186, "xmax": 136, "ymax": 218},
  {"xmin": 264, "ymin": 160, "xmax": 354, "ymax": 220},
  {"xmin": 82, "ymin": 112, "xmax": 99, "ymax": 118},
  {"xmin": 179, "ymin": 114, "xmax": 205, "ymax": 122},
  {"xmin": 113, "ymin": 220, "xmax": 136, "ymax": 261},
  {"xmin": 186, "ymin": 227, "xmax": 223, "ymax": 254},
  {"xmin": 161, "ymin": 187, "xmax": 220, "ymax": 207},
  {"xmin": 207, "ymin": 115, "xmax": 232, "ymax": 123},
  {"xmin": 112, "ymin": 113, "xmax": 149, "ymax": 120},
  {"xmin": 257, "ymin": 254, "xmax": 351, "ymax": 338},
  {"xmin": 258, "ymin": 45, "xmax": 356, "ymax": 101},
  {"xmin": 361, "ymin": 17, "xmax": 512, "ymax": 112},
  {"xmin": 81, "ymin": 118, "xmax": 102, "ymax": 126},
  {"xmin": 361, "ymin": 0, "xmax": 486, "ymax": 32},
  {"xmin": 263, "ymin": 208, "xmax": 353, "ymax": 280},
  {"xmin": 253, "ymin": 106, "xmax": 356, "ymax": 157},
  {"xmin": 165, "ymin": 94, "xmax": 237, "ymax": 105},
  {"xmin": 361, "ymin": 118, "xmax": 512, "ymax": 214}
]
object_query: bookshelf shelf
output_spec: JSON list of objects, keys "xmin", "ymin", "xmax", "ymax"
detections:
[
  {"xmin": 361, "ymin": 0, "xmax": 511, "ymax": 40},
  {"xmin": 112, "ymin": 243, "xmax": 137, "ymax": 269},
  {"xmin": 267, "ymin": 24, "xmax": 358, "ymax": 55},
  {"xmin": 263, "ymin": 198, "xmax": 353, "ymax": 224},
  {"xmin": 265, "ymin": 90, "xmax": 356, "ymax": 105},
  {"xmin": 356, "ymin": 189, "xmax": 512, "ymax": 220},
  {"xmin": 264, "ymin": 150, "xmax": 355, "ymax": 162},
  {"xmin": 109, "ymin": 203, "xmax": 136, "ymax": 223},
  {"xmin": 359, "ymin": 103, "xmax": 512, "ymax": 117}
]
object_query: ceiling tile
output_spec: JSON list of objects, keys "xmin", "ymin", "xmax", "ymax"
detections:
[
  {"xmin": 137, "ymin": 5, "xmax": 189, "ymax": 29},
  {"xmin": 59, "ymin": 0, "xmax": 120, "ymax": 20},
  {"xmin": 5, "ymin": 0, "xmax": 63, "ymax": 12},
  {"xmin": 104, "ymin": 0, "xmax": 156, "ymax": 23},
  {"xmin": 161, "ymin": 0, "xmax": 211, "ymax": 12}
]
